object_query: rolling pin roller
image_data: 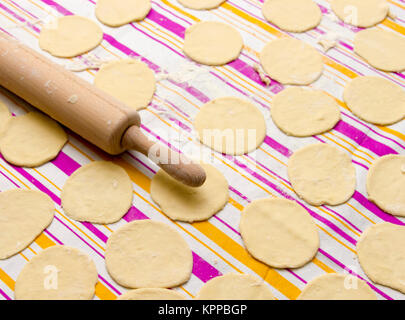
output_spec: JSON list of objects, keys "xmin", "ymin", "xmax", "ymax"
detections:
[{"xmin": 0, "ymin": 31, "xmax": 206, "ymax": 187}]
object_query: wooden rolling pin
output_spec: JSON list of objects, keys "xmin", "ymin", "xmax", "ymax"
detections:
[{"xmin": 0, "ymin": 32, "xmax": 206, "ymax": 187}]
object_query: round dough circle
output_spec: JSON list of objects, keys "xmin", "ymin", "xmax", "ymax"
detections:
[
  {"xmin": 271, "ymin": 87, "xmax": 341, "ymax": 137},
  {"xmin": 288, "ymin": 144, "xmax": 356, "ymax": 206},
  {"xmin": 260, "ymin": 38, "xmax": 323, "ymax": 85},
  {"xmin": 240, "ymin": 198, "xmax": 319, "ymax": 268},
  {"xmin": 183, "ymin": 21, "xmax": 243, "ymax": 66},
  {"xmin": 331, "ymin": 0, "xmax": 389, "ymax": 27},
  {"xmin": 0, "ymin": 101, "xmax": 11, "ymax": 134},
  {"xmin": 357, "ymin": 222, "xmax": 405, "ymax": 294},
  {"xmin": 39, "ymin": 16, "xmax": 103, "ymax": 58},
  {"xmin": 118, "ymin": 288, "xmax": 186, "ymax": 300},
  {"xmin": 262, "ymin": 0, "xmax": 322, "ymax": 32},
  {"xmin": 61, "ymin": 161, "xmax": 133, "ymax": 224},
  {"xmin": 94, "ymin": 59, "xmax": 156, "ymax": 111},
  {"xmin": 151, "ymin": 164, "xmax": 228, "ymax": 222},
  {"xmin": 105, "ymin": 220, "xmax": 193, "ymax": 288},
  {"xmin": 177, "ymin": 0, "xmax": 225, "ymax": 10},
  {"xmin": 197, "ymin": 274, "xmax": 275, "ymax": 300},
  {"xmin": 194, "ymin": 97, "xmax": 267, "ymax": 155},
  {"xmin": 297, "ymin": 273, "xmax": 377, "ymax": 300},
  {"xmin": 96, "ymin": 0, "xmax": 151, "ymax": 27},
  {"xmin": 0, "ymin": 112, "xmax": 67, "ymax": 167},
  {"xmin": 366, "ymin": 155, "xmax": 405, "ymax": 216},
  {"xmin": 0, "ymin": 190, "xmax": 54, "ymax": 260},
  {"xmin": 354, "ymin": 28, "xmax": 405, "ymax": 72},
  {"xmin": 343, "ymin": 76, "xmax": 405, "ymax": 126},
  {"xmin": 15, "ymin": 246, "xmax": 98, "ymax": 300}
]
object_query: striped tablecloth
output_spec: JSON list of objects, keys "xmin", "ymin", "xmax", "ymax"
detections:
[{"xmin": 0, "ymin": 0, "xmax": 404, "ymax": 300}]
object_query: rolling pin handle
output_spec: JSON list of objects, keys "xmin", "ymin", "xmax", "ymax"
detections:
[{"xmin": 122, "ymin": 126, "xmax": 206, "ymax": 187}]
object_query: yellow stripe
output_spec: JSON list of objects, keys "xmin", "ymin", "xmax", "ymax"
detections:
[
  {"xmin": 0, "ymin": 268, "xmax": 15, "ymax": 291},
  {"xmin": 95, "ymin": 283, "xmax": 117, "ymax": 300},
  {"xmin": 312, "ymin": 258, "xmax": 335, "ymax": 273}
]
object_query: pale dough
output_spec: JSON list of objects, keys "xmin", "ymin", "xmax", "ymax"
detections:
[
  {"xmin": 151, "ymin": 164, "xmax": 228, "ymax": 222},
  {"xmin": 61, "ymin": 161, "xmax": 133, "ymax": 224},
  {"xmin": 194, "ymin": 97, "xmax": 267, "ymax": 155},
  {"xmin": 288, "ymin": 144, "xmax": 356, "ymax": 206},
  {"xmin": 96, "ymin": 0, "xmax": 151, "ymax": 27},
  {"xmin": 0, "ymin": 101, "xmax": 11, "ymax": 135},
  {"xmin": 39, "ymin": 16, "xmax": 103, "ymax": 58},
  {"xmin": 105, "ymin": 220, "xmax": 193, "ymax": 288},
  {"xmin": 271, "ymin": 87, "xmax": 341, "ymax": 137},
  {"xmin": 260, "ymin": 38, "xmax": 323, "ymax": 85},
  {"xmin": 178, "ymin": 0, "xmax": 225, "ymax": 10},
  {"xmin": 0, "ymin": 111, "xmax": 67, "ymax": 167},
  {"xmin": 183, "ymin": 21, "xmax": 243, "ymax": 66},
  {"xmin": 331, "ymin": 0, "xmax": 389, "ymax": 27},
  {"xmin": 94, "ymin": 59, "xmax": 156, "ymax": 111},
  {"xmin": 354, "ymin": 28, "xmax": 405, "ymax": 72},
  {"xmin": 366, "ymin": 155, "xmax": 405, "ymax": 217},
  {"xmin": 240, "ymin": 198, "xmax": 319, "ymax": 268},
  {"xmin": 343, "ymin": 76, "xmax": 405, "ymax": 126},
  {"xmin": 297, "ymin": 273, "xmax": 377, "ymax": 300},
  {"xmin": 15, "ymin": 245, "xmax": 98, "ymax": 300},
  {"xmin": 118, "ymin": 288, "xmax": 186, "ymax": 300},
  {"xmin": 0, "ymin": 190, "xmax": 54, "ymax": 260},
  {"xmin": 357, "ymin": 223, "xmax": 405, "ymax": 294},
  {"xmin": 262, "ymin": 0, "xmax": 322, "ymax": 32},
  {"xmin": 196, "ymin": 274, "xmax": 275, "ymax": 300}
]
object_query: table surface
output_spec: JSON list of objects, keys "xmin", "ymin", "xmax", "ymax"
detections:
[{"xmin": 0, "ymin": 0, "xmax": 404, "ymax": 300}]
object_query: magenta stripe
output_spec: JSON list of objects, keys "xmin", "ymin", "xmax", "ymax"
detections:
[
  {"xmin": 263, "ymin": 136, "xmax": 293, "ymax": 158},
  {"xmin": 287, "ymin": 269, "xmax": 307, "ymax": 284},
  {"xmin": 192, "ymin": 252, "xmax": 222, "ymax": 282},
  {"xmin": 334, "ymin": 121, "xmax": 397, "ymax": 156},
  {"xmin": 0, "ymin": 2, "xmax": 41, "ymax": 32},
  {"xmin": 35, "ymin": 0, "xmax": 405, "ymax": 156},
  {"xmin": 227, "ymin": 156, "xmax": 357, "ymax": 245},
  {"xmin": 319, "ymin": 248, "xmax": 393, "ymax": 300},
  {"xmin": 52, "ymin": 152, "xmax": 80, "ymax": 175},
  {"xmin": 0, "ymin": 288, "xmax": 11, "ymax": 300},
  {"xmin": 50, "ymin": 150, "xmax": 222, "ymax": 283},
  {"xmin": 353, "ymin": 192, "xmax": 405, "ymax": 226}
]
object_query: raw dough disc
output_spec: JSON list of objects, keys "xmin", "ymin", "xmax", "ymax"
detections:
[
  {"xmin": 96, "ymin": 0, "xmax": 151, "ymax": 27},
  {"xmin": 118, "ymin": 288, "xmax": 186, "ymax": 300},
  {"xmin": 0, "ymin": 190, "xmax": 54, "ymax": 260},
  {"xmin": 240, "ymin": 198, "xmax": 319, "ymax": 268},
  {"xmin": 288, "ymin": 144, "xmax": 356, "ymax": 206},
  {"xmin": 39, "ymin": 16, "xmax": 103, "ymax": 58},
  {"xmin": 94, "ymin": 59, "xmax": 156, "ymax": 111},
  {"xmin": 15, "ymin": 245, "xmax": 98, "ymax": 300},
  {"xmin": 0, "ymin": 111, "xmax": 67, "ymax": 167},
  {"xmin": 196, "ymin": 274, "xmax": 275, "ymax": 300},
  {"xmin": 297, "ymin": 273, "xmax": 377, "ymax": 300},
  {"xmin": 194, "ymin": 97, "xmax": 267, "ymax": 155},
  {"xmin": 105, "ymin": 220, "xmax": 193, "ymax": 288},
  {"xmin": 357, "ymin": 222, "xmax": 405, "ymax": 294},
  {"xmin": 183, "ymin": 21, "xmax": 243, "ymax": 66},
  {"xmin": 354, "ymin": 28, "xmax": 405, "ymax": 72},
  {"xmin": 177, "ymin": 0, "xmax": 225, "ymax": 10},
  {"xmin": 271, "ymin": 87, "xmax": 340, "ymax": 137},
  {"xmin": 151, "ymin": 164, "xmax": 228, "ymax": 222},
  {"xmin": 260, "ymin": 38, "xmax": 323, "ymax": 85},
  {"xmin": 262, "ymin": 0, "xmax": 322, "ymax": 32},
  {"xmin": 366, "ymin": 155, "xmax": 405, "ymax": 216},
  {"xmin": 331, "ymin": 0, "xmax": 389, "ymax": 27},
  {"xmin": 0, "ymin": 101, "xmax": 11, "ymax": 134},
  {"xmin": 61, "ymin": 161, "xmax": 133, "ymax": 224},
  {"xmin": 343, "ymin": 76, "xmax": 405, "ymax": 126}
]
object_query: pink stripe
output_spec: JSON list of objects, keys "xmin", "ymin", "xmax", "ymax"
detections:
[
  {"xmin": 0, "ymin": 288, "xmax": 11, "ymax": 300},
  {"xmin": 35, "ymin": 0, "xmax": 404, "ymax": 156},
  {"xmin": 319, "ymin": 248, "xmax": 393, "ymax": 300}
]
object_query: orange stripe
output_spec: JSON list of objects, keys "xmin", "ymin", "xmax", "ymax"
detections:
[{"xmin": 0, "ymin": 268, "xmax": 15, "ymax": 291}]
